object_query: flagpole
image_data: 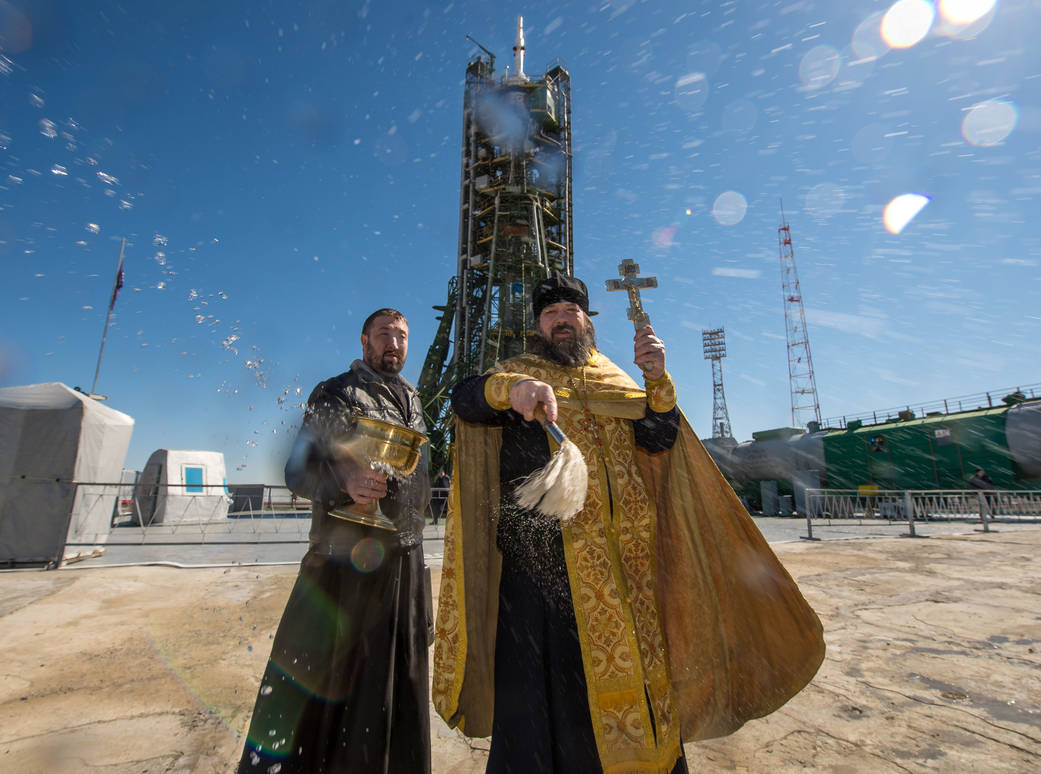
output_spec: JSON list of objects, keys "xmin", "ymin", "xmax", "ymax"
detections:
[{"xmin": 91, "ymin": 237, "xmax": 126, "ymax": 396}]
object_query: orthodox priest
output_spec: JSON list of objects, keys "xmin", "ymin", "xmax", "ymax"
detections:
[
  {"xmin": 238, "ymin": 308, "xmax": 432, "ymax": 774},
  {"xmin": 433, "ymin": 274, "xmax": 825, "ymax": 774}
]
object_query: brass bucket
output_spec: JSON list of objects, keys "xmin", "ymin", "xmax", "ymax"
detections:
[{"xmin": 329, "ymin": 415, "xmax": 427, "ymax": 530}]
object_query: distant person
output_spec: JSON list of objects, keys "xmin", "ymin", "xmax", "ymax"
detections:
[
  {"xmin": 969, "ymin": 467, "xmax": 997, "ymax": 516},
  {"xmin": 969, "ymin": 468, "xmax": 995, "ymax": 491},
  {"xmin": 431, "ymin": 469, "xmax": 450, "ymax": 525},
  {"xmin": 237, "ymin": 308, "xmax": 432, "ymax": 774}
]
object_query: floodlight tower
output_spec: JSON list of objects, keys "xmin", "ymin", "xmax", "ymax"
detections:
[
  {"xmin": 777, "ymin": 209, "xmax": 822, "ymax": 430},
  {"xmin": 417, "ymin": 17, "xmax": 573, "ymax": 470},
  {"xmin": 701, "ymin": 328, "xmax": 733, "ymax": 439}
]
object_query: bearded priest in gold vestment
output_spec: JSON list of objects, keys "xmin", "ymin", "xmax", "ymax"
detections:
[{"xmin": 433, "ymin": 273, "xmax": 825, "ymax": 774}]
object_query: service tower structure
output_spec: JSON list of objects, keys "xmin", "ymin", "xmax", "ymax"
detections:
[
  {"xmin": 701, "ymin": 327, "xmax": 733, "ymax": 439},
  {"xmin": 778, "ymin": 210, "xmax": 822, "ymax": 430},
  {"xmin": 417, "ymin": 17, "xmax": 573, "ymax": 471}
]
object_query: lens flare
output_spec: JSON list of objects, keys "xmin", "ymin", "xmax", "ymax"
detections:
[
  {"xmin": 962, "ymin": 99, "xmax": 1018, "ymax": 147},
  {"xmin": 881, "ymin": 0, "xmax": 936, "ymax": 49},
  {"xmin": 712, "ymin": 191, "xmax": 747, "ymax": 227},
  {"xmin": 883, "ymin": 193, "xmax": 931, "ymax": 234},
  {"xmin": 652, "ymin": 224, "xmax": 678, "ymax": 248},
  {"xmin": 350, "ymin": 536, "xmax": 386, "ymax": 573},
  {"xmin": 940, "ymin": 0, "xmax": 994, "ymax": 24},
  {"xmin": 852, "ymin": 11, "xmax": 889, "ymax": 61},
  {"xmin": 799, "ymin": 45, "xmax": 842, "ymax": 90}
]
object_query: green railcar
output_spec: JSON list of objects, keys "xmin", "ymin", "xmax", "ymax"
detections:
[{"xmin": 823, "ymin": 407, "xmax": 1019, "ymax": 491}]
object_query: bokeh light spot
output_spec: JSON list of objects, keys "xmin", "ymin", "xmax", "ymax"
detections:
[
  {"xmin": 962, "ymin": 99, "xmax": 1018, "ymax": 147},
  {"xmin": 883, "ymin": 193, "xmax": 931, "ymax": 234},
  {"xmin": 852, "ymin": 12, "xmax": 889, "ymax": 61},
  {"xmin": 799, "ymin": 45, "xmax": 842, "ymax": 90},
  {"xmin": 712, "ymin": 191, "xmax": 747, "ymax": 227},
  {"xmin": 652, "ymin": 224, "xmax": 677, "ymax": 248},
  {"xmin": 881, "ymin": 0, "xmax": 936, "ymax": 49},
  {"xmin": 940, "ymin": 0, "xmax": 994, "ymax": 24},
  {"xmin": 349, "ymin": 537, "xmax": 386, "ymax": 573}
]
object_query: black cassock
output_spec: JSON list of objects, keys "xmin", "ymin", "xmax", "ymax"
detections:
[
  {"xmin": 239, "ymin": 361, "xmax": 431, "ymax": 774},
  {"xmin": 237, "ymin": 532, "xmax": 429, "ymax": 774}
]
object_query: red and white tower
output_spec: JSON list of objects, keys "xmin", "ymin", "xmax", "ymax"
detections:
[{"xmin": 778, "ymin": 210, "xmax": 822, "ymax": 430}]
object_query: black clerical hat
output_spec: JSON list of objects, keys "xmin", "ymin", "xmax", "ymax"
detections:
[{"xmin": 533, "ymin": 272, "xmax": 596, "ymax": 318}]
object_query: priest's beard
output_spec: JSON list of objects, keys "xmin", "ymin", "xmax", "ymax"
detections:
[{"xmin": 529, "ymin": 320, "xmax": 597, "ymax": 367}]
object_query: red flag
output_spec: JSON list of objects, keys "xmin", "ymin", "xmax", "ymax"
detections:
[{"xmin": 108, "ymin": 254, "xmax": 124, "ymax": 311}]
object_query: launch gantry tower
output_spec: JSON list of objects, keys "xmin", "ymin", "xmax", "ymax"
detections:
[{"xmin": 417, "ymin": 18, "xmax": 574, "ymax": 471}]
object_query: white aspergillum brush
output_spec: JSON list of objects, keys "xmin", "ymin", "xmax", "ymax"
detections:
[{"xmin": 513, "ymin": 420, "xmax": 588, "ymax": 521}]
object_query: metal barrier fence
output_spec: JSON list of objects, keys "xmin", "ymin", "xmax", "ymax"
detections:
[
  {"xmin": 60, "ymin": 482, "xmax": 313, "ymax": 553},
  {"xmin": 1, "ymin": 477, "xmax": 452, "ymax": 568},
  {"xmin": 803, "ymin": 488, "xmax": 1041, "ymax": 540}
]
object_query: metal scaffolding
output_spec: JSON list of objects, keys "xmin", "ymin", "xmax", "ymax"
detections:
[
  {"xmin": 418, "ymin": 18, "xmax": 574, "ymax": 472},
  {"xmin": 701, "ymin": 328, "xmax": 733, "ymax": 439},
  {"xmin": 778, "ymin": 211, "xmax": 822, "ymax": 430}
]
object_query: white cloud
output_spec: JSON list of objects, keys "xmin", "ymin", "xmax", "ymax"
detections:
[
  {"xmin": 712, "ymin": 267, "xmax": 761, "ymax": 279},
  {"xmin": 805, "ymin": 308, "xmax": 889, "ymax": 340}
]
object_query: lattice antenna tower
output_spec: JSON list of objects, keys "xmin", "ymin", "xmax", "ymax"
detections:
[
  {"xmin": 701, "ymin": 328, "xmax": 733, "ymax": 439},
  {"xmin": 777, "ymin": 207, "xmax": 822, "ymax": 429},
  {"xmin": 417, "ymin": 17, "xmax": 573, "ymax": 471}
]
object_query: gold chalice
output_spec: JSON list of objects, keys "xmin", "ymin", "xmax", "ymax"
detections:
[{"xmin": 328, "ymin": 415, "xmax": 428, "ymax": 531}]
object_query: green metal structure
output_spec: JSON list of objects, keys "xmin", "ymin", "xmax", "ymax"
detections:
[
  {"xmin": 822, "ymin": 407, "xmax": 1020, "ymax": 491},
  {"xmin": 417, "ymin": 24, "xmax": 574, "ymax": 473}
]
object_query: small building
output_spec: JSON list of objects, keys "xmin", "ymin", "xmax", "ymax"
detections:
[
  {"xmin": 133, "ymin": 449, "xmax": 230, "ymax": 524},
  {"xmin": 0, "ymin": 382, "xmax": 133, "ymax": 566}
]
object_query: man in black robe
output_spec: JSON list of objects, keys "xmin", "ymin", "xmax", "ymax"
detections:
[{"xmin": 238, "ymin": 308, "xmax": 432, "ymax": 774}]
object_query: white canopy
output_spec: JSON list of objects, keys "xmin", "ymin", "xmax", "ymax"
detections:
[{"xmin": 0, "ymin": 383, "xmax": 133, "ymax": 566}]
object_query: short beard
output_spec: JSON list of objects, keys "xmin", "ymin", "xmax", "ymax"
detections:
[
  {"xmin": 364, "ymin": 342, "xmax": 404, "ymax": 376},
  {"xmin": 529, "ymin": 321, "xmax": 597, "ymax": 367}
]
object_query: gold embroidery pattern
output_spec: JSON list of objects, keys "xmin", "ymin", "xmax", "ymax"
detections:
[
  {"xmin": 645, "ymin": 371, "xmax": 677, "ymax": 413},
  {"xmin": 483, "ymin": 371, "xmax": 531, "ymax": 411},
  {"xmin": 493, "ymin": 354, "xmax": 679, "ymax": 769},
  {"xmin": 431, "ymin": 476, "xmax": 463, "ymax": 722}
]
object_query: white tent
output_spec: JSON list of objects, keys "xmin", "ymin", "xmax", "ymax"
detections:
[
  {"xmin": 0, "ymin": 382, "xmax": 134, "ymax": 566},
  {"xmin": 134, "ymin": 449, "xmax": 230, "ymax": 524}
]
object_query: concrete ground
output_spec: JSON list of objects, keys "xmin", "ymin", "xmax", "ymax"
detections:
[{"xmin": 1, "ymin": 523, "xmax": 1039, "ymax": 772}]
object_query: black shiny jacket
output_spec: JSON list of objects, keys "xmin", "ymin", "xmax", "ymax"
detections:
[{"xmin": 285, "ymin": 358, "xmax": 430, "ymax": 547}]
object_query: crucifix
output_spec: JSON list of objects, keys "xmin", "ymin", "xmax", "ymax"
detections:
[{"xmin": 605, "ymin": 259, "xmax": 658, "ymax": 370}]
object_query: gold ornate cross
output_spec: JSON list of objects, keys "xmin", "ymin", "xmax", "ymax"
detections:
[{"xmin": 605, "ymin": 259, "xmax": 658, "ymax": 332}]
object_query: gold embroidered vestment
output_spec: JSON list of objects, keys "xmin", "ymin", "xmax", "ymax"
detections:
[{"xmin": 433, "ymin": 352, "xmax": 825, "ymax": 774}]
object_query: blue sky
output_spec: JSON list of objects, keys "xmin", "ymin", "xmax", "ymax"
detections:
[{"xmin": 2, "ymin": 0, "xmax": 1039, "ymax": 484}]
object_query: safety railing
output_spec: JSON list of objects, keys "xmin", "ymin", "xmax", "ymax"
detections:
[
  {"xmin": 803, "ymin": 488, "xmax": 1041, "ymax": 540},
  {"xmin": 66, "ymin": 482, "xmax": 313, "ymax": 548},
  {"xmin": 0, "ymin": 475, "xmax": 451, "ymax": 560}
]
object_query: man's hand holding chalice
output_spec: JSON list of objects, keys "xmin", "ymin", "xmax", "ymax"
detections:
[{"xmin": 341, "ymin": 464, "xmax": 388, "ymax": 504}]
